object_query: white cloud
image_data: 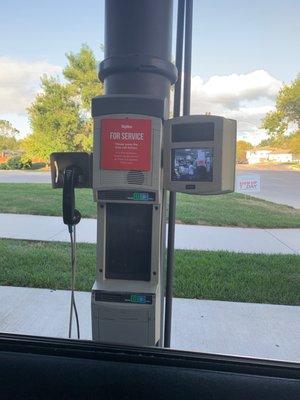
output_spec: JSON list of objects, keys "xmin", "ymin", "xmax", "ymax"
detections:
[
  {"xmin": 0, "ymin": 57, "xmax": 62, "ymax": 115},
  {"xmin": 0, "ymin": 60, "xmax": 283, "ymax": 145},
  {"xmin": 190, "ymin": 70, "xmax": 282, "ymax": 144},
  {"xmin": 0, "ymin": 113, "xmax": 30, "ymax": 138}
]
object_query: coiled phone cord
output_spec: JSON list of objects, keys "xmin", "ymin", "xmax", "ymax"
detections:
[{"xmin": 68, "ymin": 225, "xmax": 80, "ymax": 339}]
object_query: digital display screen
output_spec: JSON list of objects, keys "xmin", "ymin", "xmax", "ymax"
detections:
[
  {"xmin": 129, "ymin": 294, "xmax": 147, "ymax": 304},
  {"xmin": 98, "ymin": 190, "xmax": 156, "ymax": 202},
  {"xmin": 171, "ymin": 148, "xmax": 213, "ymax": 182}
]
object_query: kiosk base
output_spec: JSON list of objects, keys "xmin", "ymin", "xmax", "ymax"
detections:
[{"xmin": 91, "ymin": 289, "xmax": 158, "ymax": 346}]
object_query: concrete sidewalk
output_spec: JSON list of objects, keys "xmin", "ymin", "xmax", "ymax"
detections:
[
  {"xmin": 0, "ymin": 213, "xmax": 299, "ymax": 254},
  {"xmin": 0, "ymin": 286, "xmax": 299, "ymax": 362}
]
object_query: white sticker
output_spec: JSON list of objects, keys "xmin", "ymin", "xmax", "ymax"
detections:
[{"xmin": 236, "ymin": 174, "xmax": 261, "ymax": 193}]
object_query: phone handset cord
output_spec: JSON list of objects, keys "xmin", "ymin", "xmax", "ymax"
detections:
[{"xmin": 68, "ymin": 224, "xmax": 80, "ymax": 339}]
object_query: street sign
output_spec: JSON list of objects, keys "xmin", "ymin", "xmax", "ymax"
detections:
[{"xmin": 236, "ymin": 174, "xmax": 261, "ymax": 194}]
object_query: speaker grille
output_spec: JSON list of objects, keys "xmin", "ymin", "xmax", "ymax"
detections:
[
  {"xmin": 99, "ymin": 169, "xmax": 152, "ymax": 186},
  {"xmin": 127, "ymin": 171, "xmax": 145, "ymax": 185}
]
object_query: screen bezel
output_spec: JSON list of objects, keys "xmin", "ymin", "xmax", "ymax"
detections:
[{"xmin": 163, "ymin": 116, "xmax": 229, "ymax": 195}]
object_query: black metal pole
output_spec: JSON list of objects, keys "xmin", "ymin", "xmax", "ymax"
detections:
[
  {"xmin": 101, "ymin": 0, "xmax": 176, "ymax": 99},
  {"xmin": 164, "ymin": 0, "xmax": 185, "ymax": 348},
  {"xmin": 183, "ymin": 0, "xmax": 193, "ymax": 116}
]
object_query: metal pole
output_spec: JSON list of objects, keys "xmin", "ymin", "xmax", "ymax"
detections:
[
  {"xmin": 164, "ymin": 0, "xmax": 185, "ymax": 348},
  {"xmin": 102, "ymin": 0, "xmax": 176, "ymax": 100},
  {"xmin": 183, "ymin": 0, "xmax": 193, "ymax": 116}
]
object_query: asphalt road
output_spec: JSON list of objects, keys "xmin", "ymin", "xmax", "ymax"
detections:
[
  {"xmin": 0, "ymin": 169, "xmax": 299, "ymax": 208},
  {"xmin": 0, "ymin": 170, "xmax": 51, "ymax": 184},
  {"xmin": 236, "ymin": 170, "xmax": 300, "ymax": 209}
]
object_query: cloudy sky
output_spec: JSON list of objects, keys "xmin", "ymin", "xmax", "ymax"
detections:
[{"xmin": 0, "ymin": 0, "xmax": 299, "ymax": 144}]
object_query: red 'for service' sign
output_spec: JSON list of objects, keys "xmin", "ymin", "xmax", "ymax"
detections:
[{"xmin": 101, "ymin": 118, "xmax": 152, "ymax": 171}]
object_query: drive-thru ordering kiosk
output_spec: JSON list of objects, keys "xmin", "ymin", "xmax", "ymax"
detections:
[
  {"xmin": 50, "ymin": 0, "xmax": 236, "ymax": 347},
  {"xmin": 51, "ymin": 111, "xmax": 236, "ymax": 346},
  {"xmin": 91, "ymin": 103, "xmax": 165, "ymax": 346},
  {"xmin": 91, "ymin": 112, "xmax": 236, "ymax": 346}
]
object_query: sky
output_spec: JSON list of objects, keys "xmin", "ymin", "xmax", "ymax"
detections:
[{"xmin": 0, "ymin": 0, "xmax": 299, "ymax": 144}]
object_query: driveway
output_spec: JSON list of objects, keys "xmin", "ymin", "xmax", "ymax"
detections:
[{"xmin": 236, "ymin": 169, "xmax": 300, "ymax": 209}]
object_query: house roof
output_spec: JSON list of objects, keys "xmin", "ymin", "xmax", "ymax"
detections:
[
  {"xmin": 254, "ymin": 147, "xmax": 291, "ymax": 154},
  {"xmin": 268, "ymin": 149, "xmax": 291, "ymax": 154}
]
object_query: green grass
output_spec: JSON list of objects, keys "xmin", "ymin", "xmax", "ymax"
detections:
[
  {"xmin": 0, "ymin": 183, "xmax": 300, "ymax": 228},
  {"xmin": 175, "ymin": 192, "xmax": 300, "ymax": 227},
  {"xmin": 0, "ymin": 183, "xmax": 96, "ymax": 218},
  {"xmin": 0, "ymin": 239, "xmax": 299, "ymax": 305}
]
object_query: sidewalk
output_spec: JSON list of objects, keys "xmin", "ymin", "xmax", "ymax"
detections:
[
  {"xmin": 0, "ymin": 286, "xmax": 299, "ymax": 362},
  {"xmin": 0, "ymin": 213, "xmax": 299, "ymax": 254}
]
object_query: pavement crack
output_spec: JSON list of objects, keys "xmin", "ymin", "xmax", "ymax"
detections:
[
  {"xmin": 264, "ymin": 230, "xmax": 297, "ymax": 254},
  {"xmin": 47, "ymin": 228, "xmax": 67, "ymax": 241}
]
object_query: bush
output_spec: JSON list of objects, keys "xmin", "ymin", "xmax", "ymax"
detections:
[
  {"xmin": 0, "ymin": 155, "xmax": 33, "ymax": 170},
  {"xmin": 20, "ymin": 156, "xmax": 32, "ymax": 170},
  {"xmin": 6, "ymin": 156, "xmax": 23, "ymax": 170}
]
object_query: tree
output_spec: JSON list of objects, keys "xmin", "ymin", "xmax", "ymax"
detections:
[
  {"xmin": 236, "ymin": 140, "xmax": 253, "ymax": 162},
  {"xmin": 261, "ymin": 110, "xmax": 287, "ymax": 143},
  {"xmin": 63, "ymin": 44, "xmax": 101, "ymax": 110},
  {"xmin": 261, "ymin": 75, "xmax": 300, "ymax": 144},
  {"xmin": 24, "ymin": 45, "xmax": 103, "ymax": 160},
  {"xmin": 0, "ymin": 120, "xmax": 20, "ymax": 153},
  {"xmin": 276, "ymin": 75, "xmax": 300, "ymax": 126},
  {"xmin": 23, "ymin": 77, "xmax": 85, "ymax": 159},
  {"xmin": 258, "ymin": 137, "xmax": 274, "ymax": 147},
  {"xmin": 285, "ymin": 131, "xmax": 300, "ymax": 154}
]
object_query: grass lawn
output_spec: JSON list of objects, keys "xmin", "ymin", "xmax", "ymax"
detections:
[
  {"xmin": 1, "ymin": 183, "xmax": 300, "ymax": 228},
  {"xmin": 0, "ymin": 239, "xmax": 299, "ymax": 305}
]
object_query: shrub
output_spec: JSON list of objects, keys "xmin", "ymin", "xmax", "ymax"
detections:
[
  {"xmin": 20, "ymin": 156, "xmax": 32, "ymax": 170},
  {"xmin": 6, "ymin": 156, "xmax": 23, "ymax": 170}
]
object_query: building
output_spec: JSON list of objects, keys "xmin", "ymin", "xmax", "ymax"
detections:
[
  {"xmin": 246, "ymin": 147, "xmax": 272, "ymax": 164},
  {"xmin": 246, "ymin": 148, "xmax": 293, "ymax": 164},
  {"xmin": 268, "ymin": 151, "xmax": 293, "ymax": 163}
]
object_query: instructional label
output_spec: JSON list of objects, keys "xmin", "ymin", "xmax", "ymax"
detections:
[{"xmin": 101, "ymin": 118, "xmax": 151, "ymax": 170}]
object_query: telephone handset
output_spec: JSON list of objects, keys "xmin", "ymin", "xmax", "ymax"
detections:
[
  {"xmin": 49, "ymin": 153, "xmax": 92, "ymax": 340},
  {"xmin": 63, "ymin": 166, "xmax": 82, "ymax": 229}
]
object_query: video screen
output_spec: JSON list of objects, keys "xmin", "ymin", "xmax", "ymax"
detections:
[{"xmin": 171, "ymin": 148, "xmax": 213, "ymax": 182}]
